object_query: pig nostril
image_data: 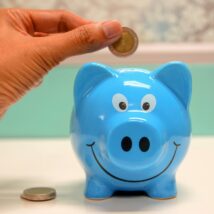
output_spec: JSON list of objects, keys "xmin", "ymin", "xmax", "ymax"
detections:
[
  {"xmin": 121, "ymin": 136, "xmax": 132, "ymax": 152},
  {"xmin": 139, "ymin": 137, "xmax": 150, "ymax": 152}
]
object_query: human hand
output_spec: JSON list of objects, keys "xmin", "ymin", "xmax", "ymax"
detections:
[{"xmin": 0, "ymin": 8, "xmax": 122, "ymax": 117}]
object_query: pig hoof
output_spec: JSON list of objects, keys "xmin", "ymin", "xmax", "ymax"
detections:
[
  {"xmin": 85, "ymin": 192, "xmax": 112, "ymax": 200},
  {"xmin": 147, "ymin": 178, "xmax": 177, "ymax": 199},
  {"xmin": 151, "ymin": 196, "xmax": 176, "ymax": 200},
  {"xmin": 85, "ymin": 197, "xmax": 111, "ymax": 201},
  {"xmin": 85, "ymin": 178, "xmax": 113, "ymax": 199}
]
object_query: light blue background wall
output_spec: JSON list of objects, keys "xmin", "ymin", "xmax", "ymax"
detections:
[{"xmin": 0, "ymin": 64, "xmax": 213, "ymax": 138}]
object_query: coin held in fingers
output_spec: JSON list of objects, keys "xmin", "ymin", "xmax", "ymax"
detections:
[
  {"xmin": 109, "ymin": 27, "xmax": 139, "ymax": 57},
  {"xmin": 21, "ymin": 187, "xmax": 56, "ymax": 202}
]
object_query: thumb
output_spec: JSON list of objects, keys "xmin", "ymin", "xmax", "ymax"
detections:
[{"xmin": 38, "ymin": 20, "xmax": 122, "ymax": 61}]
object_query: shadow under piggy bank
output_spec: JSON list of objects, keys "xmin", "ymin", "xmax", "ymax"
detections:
[{"xmin": 59, "ymin": 180, "xmax": 192, "ymax": 212}]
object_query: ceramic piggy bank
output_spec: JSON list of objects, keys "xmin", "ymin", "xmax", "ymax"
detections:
[{"xmin": 71, "ymin": 61, "xmax": 191, "ymax": 200}]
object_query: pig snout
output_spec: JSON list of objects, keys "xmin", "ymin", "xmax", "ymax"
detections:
[{"xmin": 107, "ymin": 121, "xmax": 164, "ymax": 168}]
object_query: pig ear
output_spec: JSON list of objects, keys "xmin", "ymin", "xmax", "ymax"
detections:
[
  {"xmin": 74, "ymin": 62, "xmax": 117, "ymax": 105},
  {"xmin": 153, "ymin": 61, "xmax": 192, "ymax": 108}
]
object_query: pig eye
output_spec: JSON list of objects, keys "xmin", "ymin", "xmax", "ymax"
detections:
[
  {"xmin": 112, "ymin": 93, "xmax": 128, "ymax": 112},
  {"xmin": 141, "ymin": 94, "xmax": 156, "ymax": 112}
]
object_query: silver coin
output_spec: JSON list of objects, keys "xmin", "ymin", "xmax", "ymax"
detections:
[{"xmin": 21, "ymin": 187, "xmax": 56, "ymax": 201}]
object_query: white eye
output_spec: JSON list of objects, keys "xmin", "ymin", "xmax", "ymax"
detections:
[
  {"xmin": 112, "ymin": 93, "xmax": 128, "ymax": 112},
  {"xmin": 141, "ymin": 94, "xmax": 156, "ymax": 112}
]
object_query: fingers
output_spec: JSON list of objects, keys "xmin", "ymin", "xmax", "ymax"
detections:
[
  {"xmin": 37, "ymin": 20, "xmax": 122, "ymax": 61},
  {"xmin": 29, "ymin": 9, "xmax": 92, "ymax": 33},
  {"xmin": 5, "ymin": 8, "xmax": 91, "ymax": 34}
]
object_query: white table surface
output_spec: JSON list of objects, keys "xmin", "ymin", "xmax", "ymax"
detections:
[{"xmin": 0, "ymin": 137, "xmax": 213, "ymax": 214}]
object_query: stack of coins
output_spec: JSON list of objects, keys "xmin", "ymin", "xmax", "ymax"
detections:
[
  {"xmin": 21, "ymin": 187, "xmax": 56, "ymax": 202},
  {"xmin": 109, "ymin": 27, "xmax": 138, "ymax": 57}
]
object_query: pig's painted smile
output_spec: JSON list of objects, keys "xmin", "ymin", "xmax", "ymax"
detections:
[{"xmin": 87, "ymin": 141, "xmax": 180, "ymax": 183}]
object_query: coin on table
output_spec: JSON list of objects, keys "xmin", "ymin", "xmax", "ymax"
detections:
[
  {"xmin": 108, "ymin": 27, "xmax": 139, "ymax": 57},
  {"xmin": 21, "ymin": 187, "xmax": 56, "ymax": 201}
]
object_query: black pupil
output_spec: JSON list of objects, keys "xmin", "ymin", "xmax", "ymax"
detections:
[
  {"xmin": 121, "ymin": 136, "xmax": 132, "ymax": 151},
  {"xmin": 142, "ymin": 102, "xmax": 150, "ymax": 111},
  {"xmin": 139, "ymin": 137, "xmax": 150, "ymax": 152},
  {"xmin": 119, "ymin": 102, "xmax": 126, "ymax": 110}
]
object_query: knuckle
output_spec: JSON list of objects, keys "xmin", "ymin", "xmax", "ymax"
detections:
[
  {"xmin": 6, "ymin": 8, "xmax": 23, "ymax": 17},
  {"xmin": 5, "ymin": 8, "xmax": 28, "ymax": 24},
  {"xmin": 77, "ymin": 26, "xmax": 91, "ymax": 44},
  {"xmin": 74, "ymin": 26, "xmax": 98, "ymax": 48}
]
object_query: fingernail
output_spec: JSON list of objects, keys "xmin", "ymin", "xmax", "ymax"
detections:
[{"xmin": 102, "ymin": 20, "xmax": 122, "ymax": 39}]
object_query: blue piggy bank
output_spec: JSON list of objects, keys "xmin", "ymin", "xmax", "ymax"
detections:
[{"xmin": 71, "ymin": 61, "xmax": 191, "ymax": 200}]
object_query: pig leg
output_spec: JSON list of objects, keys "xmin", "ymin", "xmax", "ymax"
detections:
[
  {"xmin": 85, "ymin": 176, "xmax": 113, "ymax": 199},
  {"xmin": 146, "ymin": 176, "xmax": 177, "ymax": 199}
]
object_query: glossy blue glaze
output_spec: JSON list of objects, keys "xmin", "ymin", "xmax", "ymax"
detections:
[{"xmin": 71, "ymin": 61, "xmax": 192, "ymax": 199}]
